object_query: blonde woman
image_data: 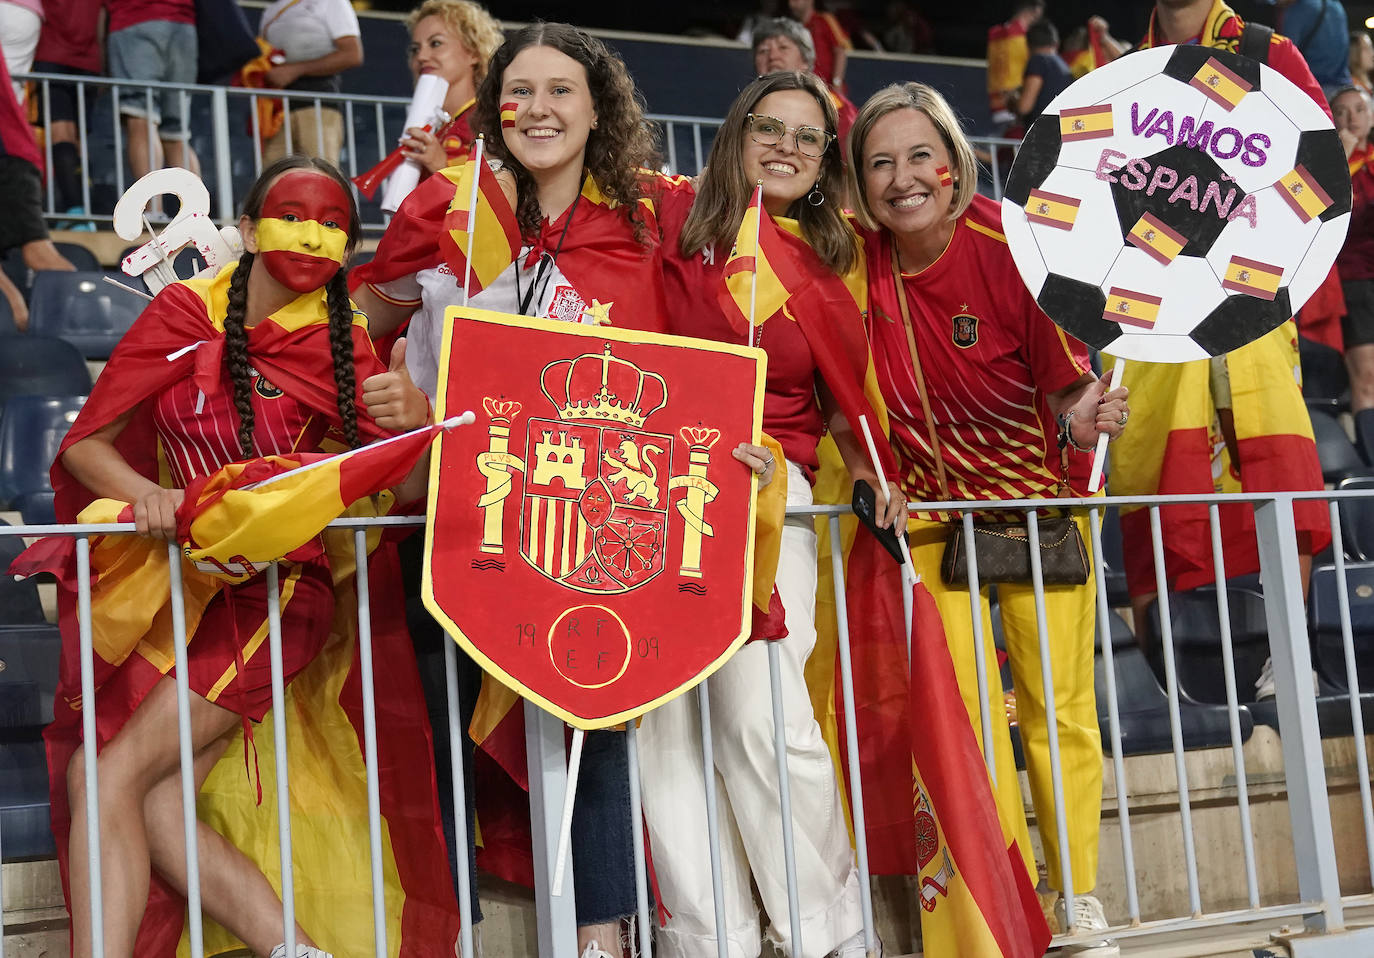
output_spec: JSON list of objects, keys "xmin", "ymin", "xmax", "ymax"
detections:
[
  {"xmin": 398, "ymin": 0, "xmax": 503, "ymax": 173},
  {"xmin": 847, "ymin": 81, "xmax": 1127, "ymax": 950}
]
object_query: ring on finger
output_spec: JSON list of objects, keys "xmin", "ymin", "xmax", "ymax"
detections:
[{"xmin": 1117, "ymin": 410, "xmax": 1129, "ymax": 426}]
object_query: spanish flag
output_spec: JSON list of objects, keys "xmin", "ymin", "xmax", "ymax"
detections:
[
  {"xmin": 1103, "ymin": 287, "xmax": 1162, "ymax": 329},
  {"xmin": 1189, "ymin": 57, "xmax": 1252, "ymax": 111},
  {"xmin": 1127, "ymin": 211, "xmax": 1187, "ymax": 265},
  {"xmin": 1059, "ymin": 104, "xmax": 1113, "ymax": 141},
  {"xmin": 178, "ymin": 420, "xmax": 457, "ymax": 581},
  {"xmin": 438, "ymin": 142, "xmax": 521, "ymax": 296},
  {"xmin": 1276, "ymin": 164, "xmax": 1334, "ymax": 223},
  {"xmin": 937, "ymin": 165, "xmax": 953, "ymax": 187},
  {"xmin": 1221, "ymin": 255, "xmax": 1283, "ymax": 301},
  {"xmin": 1024, "ymin": 188, "xmax": 1080, "ymax": 230},
  {"xmin": 717, "ymin": 185, "xmax": 809, "ymax": 332}
]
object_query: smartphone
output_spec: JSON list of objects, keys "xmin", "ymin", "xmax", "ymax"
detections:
[{"xmin": 851, "ymin": 479, "xmax": 906, "ymax": 567}]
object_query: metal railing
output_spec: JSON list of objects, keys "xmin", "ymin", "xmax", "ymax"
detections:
[
  {"xmin": 15, "ymin": 72, "xmax": 1023, "ymax": 237},
  {"xmin": 4, "ymin": 487, "xmax": 1374, "ymax": 956}
]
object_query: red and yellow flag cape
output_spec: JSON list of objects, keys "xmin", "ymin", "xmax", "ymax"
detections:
[{"xmin": 19, "ymin": 266, "xmax": 460, "ymax": 957}]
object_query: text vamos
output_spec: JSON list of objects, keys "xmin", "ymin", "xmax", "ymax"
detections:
[{"xmin": 1129, "ymin": 102, "xmax": 1272, "ymax": 167}]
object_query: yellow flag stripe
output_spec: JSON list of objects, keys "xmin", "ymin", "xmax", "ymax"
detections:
[
  {"xmin": 1276, "ymin": 165, "xmax": 1333, "ymax": 222},
  {"xmin": 1127, "ymin": 212, "xmax": 1187, "ymax": 265},
  {"xmin": 1222, "ymin": 256, "xmax": 1282, "ymax": 300},
  {"xmin": 1025, "ymin": 189, "xmax": 1080, "ymax": 230}
]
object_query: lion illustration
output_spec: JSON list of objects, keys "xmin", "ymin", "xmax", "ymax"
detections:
[{"xmin": 603, "ymin": 439, "xmax": 663, "ymax": 506}]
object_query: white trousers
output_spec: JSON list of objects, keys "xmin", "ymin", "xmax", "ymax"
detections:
[{"xmin": 640, "ymin": 461, "xmax": 862, "ymax": 958}]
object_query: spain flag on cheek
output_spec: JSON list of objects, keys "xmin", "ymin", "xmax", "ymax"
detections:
[{"xmin": 256, "ymin": 217, "xmax": 349, "ymax": 266}]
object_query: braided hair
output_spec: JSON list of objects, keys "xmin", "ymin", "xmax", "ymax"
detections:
[{"xmin": 224, "ymin": 155, "xmax": 364, "ymax": 457}]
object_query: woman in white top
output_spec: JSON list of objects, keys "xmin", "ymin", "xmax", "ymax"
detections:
[{"xmin": 257, "ymin": 0, "xmax": 363, "ymax": 164}]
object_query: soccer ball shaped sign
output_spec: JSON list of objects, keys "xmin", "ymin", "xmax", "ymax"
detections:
[{"xmin": 1001, "ymin": 44, "xmax": 1350, "ymax": 364}]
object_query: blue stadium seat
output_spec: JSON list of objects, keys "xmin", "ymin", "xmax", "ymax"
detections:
[
  {"xmin": 1096, "ymin": 608, "xmax": 1252, "ymax": 755},
  {"xmin": 0, "ymin": 395, "xmax": 85, "ymax": 510},
  {"xmin": 15, "ymin": 491, "xmax": 56, "ymax": 526},
  {"xmin": 0, "ymin": 335, "xmax": 92, "ymax": 415},
  {"xmin": 1094, "ymin": 506, "xmax": 1129, "ymax": 609},
  {"xmin": 1336, "ymin": 476, "xmax": 1374, "ymax": 560},
  {"xmin": 1308, "ymin": 562, "xmax": 1374, "ymax": 693},
  {"xmin": 28, "ymin": 270, "xmax": 145, "ymax": 359},
  {"xmin": 0, "ymin": 624, "xmax": 59, "ymax": 860},
  {"xmin": 0, "ymin": 521, "xmax": 44, "ymax": 625},
  {"xmin": 1299, "ymin": 336, "xmax": 1348, "ymax": 410},
  {"xmin": 1147, "ymin": 586, "xmax": 1271, "ymax": 704},
  {"xmin": 53, "ymin": 241, "xmax": 102, "ymax": 273},
  {"xmin": 1308, "ymin": 409, "xmax": 1369, "ymax": 484},
  {"xmin": 1, "ymin": 248, "xmax": 28, "ymax": 301}
]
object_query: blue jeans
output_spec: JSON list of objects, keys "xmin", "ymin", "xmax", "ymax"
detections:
[{"xmin": 572, "ymin": 728, "xmax": 637, "ymax": 924}]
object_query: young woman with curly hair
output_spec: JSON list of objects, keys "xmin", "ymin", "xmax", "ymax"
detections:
[
  {"xmin": 397, "ymin": 0, "xmax": 504, "ymax": 174},
  {"xmin": 46, "ymin": 156, "xmax": 449, "ymax": 958},
  {"xmin": 352, "ymin": 22, "xmax": 690, "ymax": 958}
]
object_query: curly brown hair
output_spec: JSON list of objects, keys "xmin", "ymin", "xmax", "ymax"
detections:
[
  {"xmin": 473, "ymin": 22, "xmax": 657, "ymax": 243},
  {"xmin": 405, "ymin": 0, "xmax": 503, "ymax": 89}
]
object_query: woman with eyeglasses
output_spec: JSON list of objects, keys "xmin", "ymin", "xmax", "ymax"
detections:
[{"xmin": 637, "ymin": 71, "xmax": 903, "ymax": 958}]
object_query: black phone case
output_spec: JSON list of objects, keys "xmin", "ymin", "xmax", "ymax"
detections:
[{"xmin": 851, "ymin": 479, "xmax": 906, "ymax": 567}]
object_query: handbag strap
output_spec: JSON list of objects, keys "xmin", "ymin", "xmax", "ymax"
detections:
[{"xmin": 888, "ymin": 242, "xmax": 950, "ymax": 501}]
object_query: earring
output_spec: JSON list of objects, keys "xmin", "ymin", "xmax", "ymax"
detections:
[{"xmin": 806, "ymin": 183, "xmax": 825, "ymax": 207}]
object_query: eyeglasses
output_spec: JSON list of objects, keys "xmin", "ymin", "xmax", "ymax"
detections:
[{"xmin": 746, "ymin": 113, "xmax": 834, "ymax": 158}]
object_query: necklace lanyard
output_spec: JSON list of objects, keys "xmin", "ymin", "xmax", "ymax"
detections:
[{"xmin": 516, "ymin": 190, "xmax": 583, "ymax": 317}]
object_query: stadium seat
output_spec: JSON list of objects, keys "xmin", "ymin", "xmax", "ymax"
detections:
[
  {"xmin": 0, "ymin": 624, "xmax": 60, "ymax": 729},
  {"xmin": 1093, "ymin": 506, "xmax": 1130, "ymax": 608},
  {"xmin": 0, "ymin": 335, "xmax": 92, "ymax": 414},
  {"xmin": 1356, "ymin": 410, "xmax": 1374, "ymax": 469},
  {"xmin": 1146, "ymin": 586, "xmax": 1271, "ymax": 704},
  {"xmin": 1308, "ymin": 562, "xmax": 1374, "ymax": 693},
  {"xmin": 1336, "ymin": 476, "xmax": 1374, "ymax": 560},
  {"xmin": 0, "ymin": 395, "xmax": 84, "ymax": 510},
  {"xmin": 53, "ymin": 241, "xmax": 102, "ymax": 273},
  {"xmin": 0, "ymin": 624, "xmax": 59, "ymax": 860},
  {"xmin": 1, "ymin": 248, "xmax": 28, "ymax": 301},
  {"xmin": 1299, "ymin": 336, "xmax": 1348, "ymax": 410},
  {"xmin": 1096, "ymin": 608, "xmax": 1251, "ymax": 755},
  {"xmin": 15, "ymin": 491, "xmax": 56, "ymax": 526},
  {"xmin": 1308, "ymin": 409, "xmax": 1369, "ymax": 483},
  {"xmin": 28, "ymin": 270, "xmax": 145, "ymax": 359},
  {"xmin": 0, "ymin": 740, "xmax": 55, "ymax": 860},
  {"xmin": 0, "ymin": 521, "xmax": 44, "ymax": 625}
]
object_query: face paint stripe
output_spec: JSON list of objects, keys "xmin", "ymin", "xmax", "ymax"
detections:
[{"xmin": 501, "ymin": 101, "xmax": 518, "ymax": 129}]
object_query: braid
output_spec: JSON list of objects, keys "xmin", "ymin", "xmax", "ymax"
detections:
[
  {"xmin": 224, "ymin": 252, "xmax": 256, "ymax": 457},
  {"xmin": 325, "ymin": 270, "xmax": 361, "ymax": 449}
]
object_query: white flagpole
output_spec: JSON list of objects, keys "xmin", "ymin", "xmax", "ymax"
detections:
[
  {"xmin": 462, "ymin": 135, "xmax": 486, "ymax": 308},
  {"xmin": 1087, "ymin": 357, "xmax": 1125, "ymax": 492},
  {"xmin": 747, "ymin": 181, "xmax": 763, "ymax": 347},
  {"xmin": 551, "ymin": 726, "xmax": 585, "ymax": 895}
]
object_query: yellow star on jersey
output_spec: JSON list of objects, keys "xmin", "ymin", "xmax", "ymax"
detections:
[{"xmin": 582, "ymin": 299, "xmax": 614, "ymax": 325}]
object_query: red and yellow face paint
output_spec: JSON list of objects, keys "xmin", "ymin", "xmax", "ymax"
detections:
[
  {"xmin": 500, "ymin": 101, "xmax": 518, "ymax": 129},
  {"xmin": 254, "ymin": 170, "xmax": 352, "ymax": 294},
  {"xmin": 936, "ymin": 165, "xmax": 953, "ymax": 187}
]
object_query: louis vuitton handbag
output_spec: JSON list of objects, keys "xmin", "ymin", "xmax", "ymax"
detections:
[{"xmin": 886, "ymin": 248, "xmax": 1089, "ymax": 587}]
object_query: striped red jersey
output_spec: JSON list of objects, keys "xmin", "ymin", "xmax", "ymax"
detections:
[
  {"xmin": 862, "ymin": 194, "xmax": 1091, "ymax": 506},
  {"xmin": 153, "ymin": 364, "xmax": 324, "ymax": 488}
]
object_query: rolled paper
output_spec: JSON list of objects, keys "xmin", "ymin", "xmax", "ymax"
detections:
[{"xmin": 380, "ymin": 73, "xmax": 451, "ymax": 214}]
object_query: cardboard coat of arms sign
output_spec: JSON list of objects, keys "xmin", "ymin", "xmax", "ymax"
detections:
[{"xmin": 423, "ymin": 308, "xmax": 767, "ymax": 729}]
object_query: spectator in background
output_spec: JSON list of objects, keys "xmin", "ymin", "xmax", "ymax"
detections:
[
  {"xmin": 106, "ymin": 0, "xmax": 201, "ymax": 199},
  {"xmin": 987, "ymin": 0, "xmax": 1044, "ymax": 125},
  {"xmin": 787, "ymin": 0, "xmax": 849, "ymax": 92},
  {"xmin": 1017, "ymin": 17, "xmax": 1070, "ymax": 125},
  {"xmin": 0, "ymin": 0, "xmax": 41, "ymax": 101},
  {"xmin": 1351, "ymin": 31, "xmax": 1373, "ymax": 95},
  {"xmin": 1063, "ymin": 15, "xmax": 1125, "ymax": 79},
  {"xmin": 1334, "ymin": 85, "xmax": 1374, "ymax": 412},
  {"xmin": 29, "ymin": 0, "xmax": 102, "ymax": 226},
  {"xmin": 0, "ymin": 52, "xmax": 75, "ymax": 327},
  {"xmin": 258, "ymin": 0, "xmax": 364, "ymax": 165},
  {"xmin": 397, "ymin": 0, "xmax": 503, "ymax": 175},
  {"xmin": 1279, "ymin": 0, "xmax": 1351, "ymax": 93},
  {"xmin": 752, "ymin": 17, "xmax": 856, "ymax": 147},
  {"xmin": 879, "ymin": 1, "xmax": 934, "ymax": 55}
]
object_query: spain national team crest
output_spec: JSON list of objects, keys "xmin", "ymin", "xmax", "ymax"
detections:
[
  {"xmin": 423, "ymin": 308, "xmax": 767, "ymax": 729},
  {"xmin": 951, "ymin": 311, "xmax": 978, "ymax": 349}
]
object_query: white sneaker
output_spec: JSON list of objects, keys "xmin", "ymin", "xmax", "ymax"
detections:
[
  {"xmin": 579, "ymin": 940, "xmax": 617, "ymax": 958},
  {"xmin": 831, "ymin": 929, "xmax": 882, "ymax": 958},
  {"xmin": 268, "ymin": 946, "xmax": 332, "ymax": 958},
  {"xmin": 1254, "ymin": 656, "xmax": 1320, "ymax": 700},
  {"xmin": 1054, "ymin": 894, "xmax": 1118, "ymax": 955}
]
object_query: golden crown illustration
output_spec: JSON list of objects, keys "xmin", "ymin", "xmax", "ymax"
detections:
[{"xmin": 540, "ymin": 344, "xmax": 668, "ymax": 429}]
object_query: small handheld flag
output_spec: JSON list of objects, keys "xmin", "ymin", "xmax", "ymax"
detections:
[
  {"xmin": 439, "ymin": 141, "xmax": 521, "ymax": 301},
  {"xmin": 717, "ymin": 184, "xmax": 807, "ymax": 340}
]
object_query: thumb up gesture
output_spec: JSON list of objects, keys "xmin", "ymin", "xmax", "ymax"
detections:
[{"xmin": 362, "ymin": 337, "xmax": 431, "ymax": 431}]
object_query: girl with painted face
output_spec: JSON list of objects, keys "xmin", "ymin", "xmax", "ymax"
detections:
[
  {"xmin": 46, "ymin": 157, "xmax": 450, "ymax": 958},
  {"xmin": 638, "ymin": 70, "xmax": 903, "ymax": 958}
]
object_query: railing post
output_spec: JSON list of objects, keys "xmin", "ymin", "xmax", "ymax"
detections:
[
  {"xmin": 525, "ymin": 700, "xmax": 578, "ymax": 958},
  {"xmin": 1252, "ymin": 495, "xmax": 1343, "ymax": 934},
  {"xmin": 210, "ymin": 86, "xmax": 235, "ymax": 224}
]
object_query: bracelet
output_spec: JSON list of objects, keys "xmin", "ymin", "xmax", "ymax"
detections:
[{"xmin": 1057, "ymin": 410, "xmax": 1095, "ymax": 453}]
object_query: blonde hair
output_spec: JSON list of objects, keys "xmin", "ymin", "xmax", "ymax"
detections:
[
  {"xmin": 406, "ymin": 0, "xmax": 504, "ymax": 87},
  {"xmin": 846, "ymin": 82, "xmax": 979, "ymax": 232}
]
